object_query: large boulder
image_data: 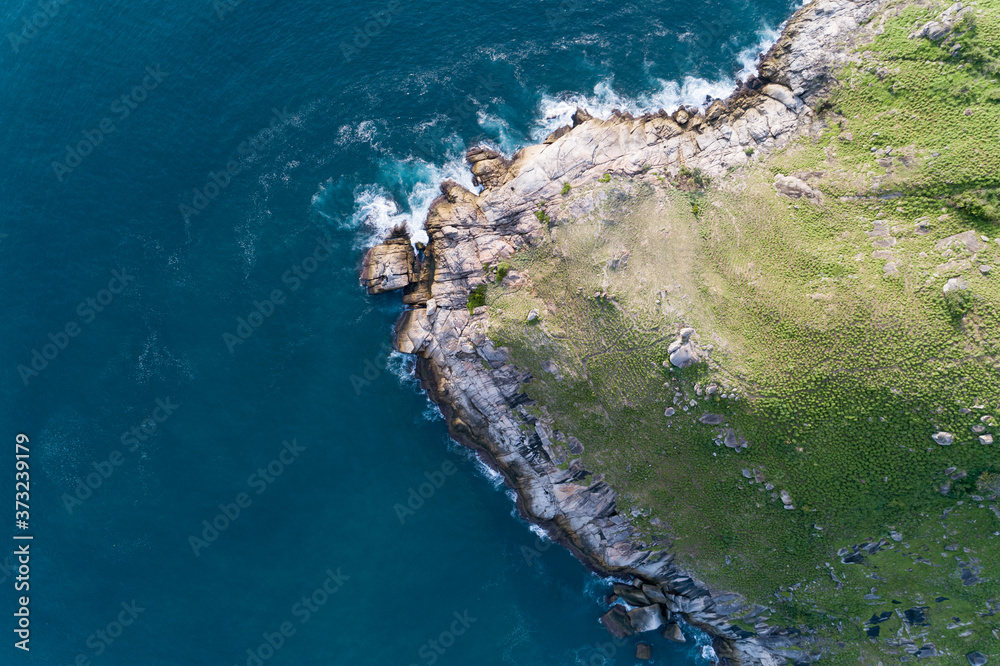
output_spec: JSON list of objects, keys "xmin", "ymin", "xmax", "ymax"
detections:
[
  {"xmin": 612, "ymin": 583, "xmax": 649, "ymax": 607},
  {"xmin": 467, "ymin": 147, "xmax": 511, "ymax": 189},
  {"xmin": 662, "ymin": 623, "xmax": 685, "ymax": 642},
  {"xmin": 627, "ymin": 605, "xmax": 666, "ymax": 633},
  {"xmin": 599, "ymin": 605, "xmax": 634, "ymax": 639},
  {"xmin": 669, "ymin": 342, "xmax": 700, "ymax": 368},
  {"xmin": 360, "ymin": 234, "xmax": 415, "ymax": 294},
  {"xmin": 774, "ymin": 173, "xmax": 820, "ymax": 199},
  {"xmin": 932, "ymin": 431, "xmax": 954, "ymax": 446},
  {"xmin": 967, "ymin": 651, "xmax": 988, "ymax": 666}
]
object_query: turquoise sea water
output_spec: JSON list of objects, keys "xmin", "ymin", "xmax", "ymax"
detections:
[{"xmin": 1, "ymin": 0, "xmax": 794, "ymax": 663}]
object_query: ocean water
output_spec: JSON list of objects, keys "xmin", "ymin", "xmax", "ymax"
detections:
[{"xmin": 0, "ymin": 0, "xmax": 794, "ymax": 663}]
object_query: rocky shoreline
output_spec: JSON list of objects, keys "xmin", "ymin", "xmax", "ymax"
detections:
[{"xmin": 360, "ymin": 1, "xmax": 890, "ymax": 662}]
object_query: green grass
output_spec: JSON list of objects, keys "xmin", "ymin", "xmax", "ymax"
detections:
[{"xmin": 481, "ymin": 1, "xmax": 1000, "ymax": 660}]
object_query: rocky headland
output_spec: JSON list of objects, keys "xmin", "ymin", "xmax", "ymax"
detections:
[{"xmin": 359, "ymin": 0, "xmax": 989, "ymax": 663}]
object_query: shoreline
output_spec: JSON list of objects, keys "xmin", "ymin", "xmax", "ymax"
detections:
[{"xmin": 363, "ymin": 0, "xmax": 890, "ymax": 662}]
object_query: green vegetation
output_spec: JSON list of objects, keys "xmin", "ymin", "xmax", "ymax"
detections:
[
  {"xmin": 598, "ymin": 173, "xmax": 611, "ymax": 183},
  {"xmin": 467, "ymin": 283, "xmax": 487, "ymax": 314},
  {"xmin": 561, "ymin": 181, "xmax": 572, "ymax": 195},
  {"xmin": 483, "ymin": 1, "xmax": 1000, "ymax": 660},
  {"xmin": 496, "ymin": 261, "xmax": 511, "ymax": 283}
]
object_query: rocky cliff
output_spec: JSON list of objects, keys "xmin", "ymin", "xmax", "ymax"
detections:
[{"xmin": 360, "ymin": 1, "xmax": 891, "ymax": 663}]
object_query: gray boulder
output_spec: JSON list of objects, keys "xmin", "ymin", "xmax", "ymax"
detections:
[
  {"xmin": 662, "ymin": 623, "xmax": 685, "ymax": 642},
  {"xmin": 944, "ymin": 277, "xmax": 968, "ymax": 295},
  {"xmin": 360, "ymin": 235, "xmax": 415, "ymax": 294},
  {"xmin": 612, "ymin": 583, "xmax": 649, "ymax": 607},
  {"xmin": 627, "ymin": 605, "xmax": 665, "ymax": 633},
  {"xmin": 669, "ymin": 342, "xmax": 699, "ymax": 368},
  {"xmin": 599, "ymin": 606, "xmax": 634, "ymax": 639},
  {"xmin": 641, "ymin": 584, "xmax": 668, "ymax": 604},
  {"xmin": 933, "ymin": 431, "xmax": 954, "ymax": 446},
  {"xmin": 774, "ymin": 173, "xmax": 820, "ymax": 199},
  {"xmin": 967, "ymin": 652, "xmax": 988, "ymax": 666}
]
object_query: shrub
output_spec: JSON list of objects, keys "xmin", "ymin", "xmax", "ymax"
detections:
[
  {"xmin": 496, "ymin": 261, "xmax": 510, "ymax": 283},
  {"xmin": 467, "ymin": 284, "xmax": 487, "ymax": 314},
  {"xmin": 561, "ymin": 182, "xmax": 571, "ymax": 195},
  {"xmin": 977, "ymin": 472, "xmax": 1000, "ymax": 496},
  {"xmin": 598, "ymin": 173, "xmax": 611, "ymax": 183}
]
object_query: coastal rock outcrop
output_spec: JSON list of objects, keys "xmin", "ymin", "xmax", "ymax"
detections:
[
  {"xmin": 359, "ymin": 230, "xmax": 415, "ymax": 294},
  {"xmin": 360, "ymin": 0, "xmax": 890, "ymax": 662}
]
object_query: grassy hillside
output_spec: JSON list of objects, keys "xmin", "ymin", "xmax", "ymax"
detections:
[{"xmin": 479, "ymin": 1, "xmax": 1000, "ymax": 660}]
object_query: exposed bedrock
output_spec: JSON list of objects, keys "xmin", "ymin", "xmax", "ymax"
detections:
[{"xmin": 361, "ymin": 1, "xmax": 889, "ymax": 662}]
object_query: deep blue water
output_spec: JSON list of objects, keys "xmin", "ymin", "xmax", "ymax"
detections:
[{"xmin": 1, "ymin": 0, "xmax": 794, "ymax": 663}]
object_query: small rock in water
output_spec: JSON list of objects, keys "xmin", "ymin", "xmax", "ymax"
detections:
[
  {"xmin": 661, "ymin": 623, "xmax": 685, "ymax": 642},
  {"xmin": 636, "ymin": 643, "xmax": 652, "ymax": 661}
]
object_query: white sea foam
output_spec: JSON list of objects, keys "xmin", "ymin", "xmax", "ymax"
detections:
[
  {"xmin": 385, "ymin": 349, "xmax": 416, "ymax": 387},
  {"xmin": 528, "ymin": 522, "xmax": 549, "ymax": 541},
  {"xmin": 532, "ymin": 24, "xmax": 781, "ymax": 139},
  {"xmin": 690, "ymin": 622, "xmax": 720, "ymax": 663},
  {"xmin": 476, "ymin": 458, "xmax": 507, "ymax": 490},
  {"xmin": 336, "ymin": 153, "xmax": 480, "ymax": 248},
  {"xmin": 476, "ymin": 109, "xmax": 520, "ymax": 155}
]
